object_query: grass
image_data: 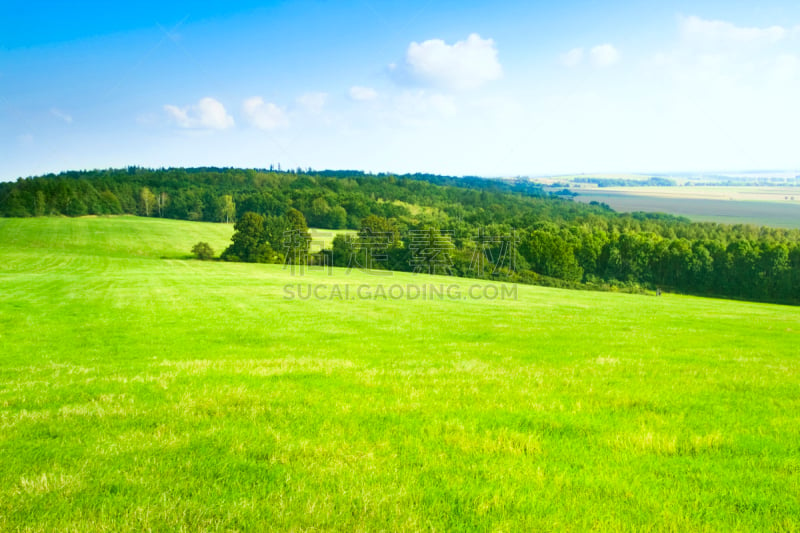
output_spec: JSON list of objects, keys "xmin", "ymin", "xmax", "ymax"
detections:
[
  {"xmin": 308, "ymin": 228, "xmax": 356, "ymax": 252},
  {"xmin": 575, "ymin": 187, "xmax": 800, "ymax": 228},
  {"xmin": 1, "ymin": 216, "xmax": 799, "ymax": 531}
]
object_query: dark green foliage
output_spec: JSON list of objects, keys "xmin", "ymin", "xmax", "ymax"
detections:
[
  {"xmin": 98, "ymin": 190, "xmax": 123, "ymax": 214},
  {"xmin": 2, "ymin": 167, "xmax": 800, "ymax": 304},
  {"xmin": 331, "ymin": 234, "xmax": 354, "ymax": 268},
  {"xmin": 221, "ymin": 212, "xmax": 275, "ymax": 263},
  {"xmin": 520, "ymin": 227, "xmax": 583, "ymax": 282},
  {"xmin": 191, "ymin": 242, "xmax": 215, "ymax": 260},
  {"xmin": 286, "ymin": 207, "xmax": 309, "ymax": 233},
  {"xmin": 3, "ymin": 189, "xmax": 30, "ymax": 217},
  {"xmin": 327, "ymin": 205, "xmax": 348, "ymax": 229},
  {"xmin": 284, "ymin": 208, "xmax": 311, "ymax": 265},
  {"xmin": 339, "ymin": 215, "xmax": 404, "ymax": 272},
  {"xmin": 33, "ymin": 190, "xmax": 46, "ymax": 216},
  {"xmin": 66, "ymin": 196, "xmax": 88, "ymax": 216},
  {"xmin": 409, "ymin": 226, "xmax": 455, "ymax": 275}
]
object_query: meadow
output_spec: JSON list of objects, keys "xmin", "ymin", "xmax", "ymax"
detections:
[
  {"xmin": 574, "ymin": 187, "xmax": 800, "ymax": 229},
  {"xmin": 1, "ymin": 216, "xmax": 799, "ymax": 531}
]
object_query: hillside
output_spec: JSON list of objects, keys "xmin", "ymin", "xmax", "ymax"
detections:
[
  {"xmin": 2, "ymin": 168, "xmax": 800, "ymax": 306},
  {"xmin": 1, "ymin": 216, "xmax": 798, "ymax": 530}
]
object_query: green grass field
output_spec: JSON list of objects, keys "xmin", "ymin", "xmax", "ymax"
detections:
[{"xmin": 1, "ymin": 216, "xmax": 799, "ymax": 531}]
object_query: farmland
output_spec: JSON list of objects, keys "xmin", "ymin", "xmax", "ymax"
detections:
[
  {"xmin": 1, "ymin": 216, "xmax": 799, "ymax": 531},
  {"xmin": 574, "ymin": 187, "xmax": 800, "ymax": 229}
]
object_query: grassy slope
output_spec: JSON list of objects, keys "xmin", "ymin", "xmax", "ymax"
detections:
[{"xmin": 1, "ymin": 217, "xmax": 799, "ymax": 531}]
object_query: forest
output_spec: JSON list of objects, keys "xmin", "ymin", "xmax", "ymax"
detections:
[{"xmin": 1, "ymin": 166, "xmax": 799, "ymax": 305}]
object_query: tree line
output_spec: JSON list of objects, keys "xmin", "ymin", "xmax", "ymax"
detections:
[{"xmin": 2, "ymin": 167, "xmax": 799, "ymax": 305}]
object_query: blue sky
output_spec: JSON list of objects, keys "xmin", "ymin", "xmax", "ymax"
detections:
[{"xmin": 2, "ymin": 0, "xmax": 799, "ymax": 180}]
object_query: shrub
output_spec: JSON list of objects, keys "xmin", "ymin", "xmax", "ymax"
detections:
[{"xmin": 191, "ymin": 242, "xmax": 215, "ymax": 260}]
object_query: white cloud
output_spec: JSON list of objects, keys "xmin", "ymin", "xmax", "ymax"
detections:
[
  {"xmin": 242, "ymin": 97, "xmax": 288, "ymax": 130},
  {"xmin": 648, "ymin": 16, "xmax": 800, "ymax": 86},
  {"xmin": 590, "ymin": 44, "xmax": 620, "ymax": 67},
  {"xmin": 680, "ymin": 16, "xmax": 786, "ymax": 45},
  {"xmin": 296, "ymin": 92, "xmax": 327, "ymax": 114},
  {"xmin": 50, "ymin": 108, "xmax": 73, "ymax": 123},
  {"xmin": 561, "ymin": 44, "xmax": 619, "ymax": 68},
  {"xmin": 560, "ymin": 47, "xmax": 584, "ymax": 67},
  {"xmin": 402, "ymin": 33, "xmax": 502, "ymax": 90},
  {"xmin": 164, "ymin": 97, "xmax": 234, "ymax": 130},
  {"xmin": 349, "ymin": 86, "xmax": 378, "ymax": 101}
]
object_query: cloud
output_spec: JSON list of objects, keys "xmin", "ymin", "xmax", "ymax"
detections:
[
  {"xmin": 296, "ymin": 92, "xmax": 327, "ymax": 114},
  {"xmin": 590, "ymin": 44, "xmax": 620, "ymax": 67},
  {"xmin": 680, "ymin": 16, "xmax": 787, "ymax": 46},
  {"xmin": 242, "ymin": 97, "xmax": 288, "ymax": 130},
  {"xmin": 560, "ymin": 45, "xmax": 619, "ymax": 68},
  {"xmin": 560, "ymin": 48, "xmax": 584, "ymax": 67},
  {"xmin": 349, "ymin": 86, "xmax": 378, "ymax": 101},
  {"xmin": 648, "ymin": 16, "xmax": 800, "ymax": 86},
  {"xmin": 164, "ymin": 97, "xmax": 234, "ymax": 130},
  {"xmin": 50, "ymin": 108, "xmax": 73, "ymax": 123},
  {"xmin": 401, "ymin": 33, "xmax": 502, "ymax": 90}
]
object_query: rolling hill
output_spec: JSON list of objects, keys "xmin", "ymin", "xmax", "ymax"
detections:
[{"xmin": 1, "ymin": 216, "xmax": 798, "ymax": 530}]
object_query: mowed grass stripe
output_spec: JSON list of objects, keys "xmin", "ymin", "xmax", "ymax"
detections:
[{"xmin": 0, "ymin": 216, "xmax": 799, "ymax": 531}]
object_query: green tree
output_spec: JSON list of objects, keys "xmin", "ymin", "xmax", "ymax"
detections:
[
  {"xmin": 284, "ymin": 208, "xmax": 311, "ymax": 264},
  {"xmin": 286, "ymin": 207, "xmax": 309, "ymax": 233},
  {"xmin": 409, "ymin": 226, "xmax": 455, "ymax": 275},
  {"xmin": 98, "ymin": 190, "xmax": 123, "ymax": 214},
  {"xmin": 520, "ymin": 228, "xmax": 583, "ymax": 282},
  {"xmin": 263, "ymin": 215, "xmax": 289, "ymax": 255},
  {"xmin": 355, "ymin": 215, "xmax": 402, "ymax": 271},
  {"xmin": 66, "ymin": 196, "xmax": 88, "ymax": 217},
  {"xmin": 4, "ymin": 189, "xmax": 30, "ymax": 217},
  {"xmin": 727, "ymin": 240, "xmax": 759, "ymax": 298},
  {"xmin": 331, "ymin": 234, "xmax": 354, "ymax": 267},
  {"xmin": 140, "ymin": 187, "xmax": 156, "ymax": 217},
  {"xmin": 758, "ymin": 242, "xmax": 790, "ymax": 299},
  {"xmin": 309, "ymin": 197, "xmax": 331, "ymax": 227},
  {"xmin": 34, "ymin": 190, "xmax": 47, "ymax": 217},
  {"xmin": 218, "ymin": 194, "xmax": 236, "ymax": 223},
  {"xmin": 359, "ymin": 215, "xmax": 401, "ymax": 247},
  {"xmin": 221, "ymin": 212, "xmax": 274, "ymax": 263},
  {"xmin": 326, "ymin": 206, "xmax": 348, "ymax": 229},
  {"xmin": 191, "ymin": 242, "xmax": 215, "ymax": 260},
  {"xmin": 157, "ymin": 191, "xmax": 169, "ymax": 217}
]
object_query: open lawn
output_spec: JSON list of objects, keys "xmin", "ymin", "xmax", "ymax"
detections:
[
  {"xmin": 575, "ymin": 187, "xmax": 800, "ymax": 228},
  {"xmin": 1, "ymin": 216, "xmax": 799, "ymax": 531}
]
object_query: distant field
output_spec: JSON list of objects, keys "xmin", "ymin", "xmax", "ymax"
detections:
[
  {"xmin": 574, "ymin": 187, "xmax": 800, "ymax": 228},
  {"xmin": 308, "ymin": 228, "xmax": 356, "ymax": 251},
  {"xmin": 1, "ymin": 217, "xmax": 799, "ymax": 530}
]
